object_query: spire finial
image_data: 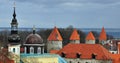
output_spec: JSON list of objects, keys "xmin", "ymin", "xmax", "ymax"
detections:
[
  {"xmin": 13, "ymin": 2, "xmax": 16, "ymax": 18},
  {"xmin": 33, "ymin": 25, "xmax": 36, "ymax": 34},
  {"xmin": 13, "ymin": 1, "xmax": 16, "ymax": 8}
]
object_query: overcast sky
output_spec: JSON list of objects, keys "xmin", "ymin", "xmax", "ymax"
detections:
[{"xmin": 0, "ymin": 0, "xmax": 120, "ymax": 28}]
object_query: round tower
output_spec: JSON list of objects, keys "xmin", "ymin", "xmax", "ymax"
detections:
[
  {"xmin": 86, "ymin": 32, "xmax": 95, "ymax": 44},
  {"xmin": 69, "ymin": 29, "xmax": 80, "ymax": 44},
  {"xmin": 47, "ymin": 26, "xmax": 63, "ymax": 53}
]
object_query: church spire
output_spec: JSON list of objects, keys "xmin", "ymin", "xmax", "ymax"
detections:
[
  {"xmin": 13, "ymin": 2, "xmax": 16, "ymax": 18},
  {"xmin": 8, "ymin": 2, "xmax": 20, "ymax": 43}
]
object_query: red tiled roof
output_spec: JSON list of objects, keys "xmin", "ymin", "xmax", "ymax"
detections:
[
  {"xmin": 50, "ymin": 50, "xmax": 59, "ymax": 54},
  {"xmin": 111, "ymin": 54, "xmax": 120, "ymax": 63},
  {"xmin": 86, "ymin": 32, "xmax": 95, "ymax": 40},
  {"xmin": 0, "ymin": 48, "xmax": 14, "ymax": 63},
  {"xmin": 70, "ymin": 29, "xmax": 80, "ymax": 40},
  {"xmin": 47, "ymin": 26, "xmax": 63, "ymax": 41},
  {"xmin": 57, "ymin": 44, "xmax": 112, "ymax": 60},
  {"xmin": 99, "ymin": 27, "xmax": 107, "ymax": 40}
]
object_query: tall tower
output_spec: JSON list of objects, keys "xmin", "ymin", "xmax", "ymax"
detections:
[
  {"xmin": 85, "ymin": 31, "xmax": 95, "ymax": 44},
  {"xmin": 69, "ymin": 29, "xmax": 80, "ymax": 44},
  {"xmin": 8, "ymin": 3, "xmax": 21, "ymax": 63},
  {"xmin": 99, "ymin": 27, "xmax": 107, "ymax": 45},
  {"xmin": 47, "ymin": 26, "xmax": 63, "ymax": 53}
]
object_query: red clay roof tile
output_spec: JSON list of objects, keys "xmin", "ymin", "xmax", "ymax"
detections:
[
  {"xmin": 57, "ymin": 44, "xmax": 112, "ymax": 60},
  {"xmin": 86, "ymin": 32, "xmax": 95, "ymax": 40},
  {"xmin": 111, "ymin": 54, "xmax": 120, "ymax": 63},
  {"xmin": 50, "ymin": 50, "xmax": 59, "ymax": 54},
  {"xmin": 47, "ymin": 26, "xmax": 63, "ymax": 41},
  {"xmin": 99, "ymin": 27, "xmax": 107, "ymax": 40},
  {"xmin": 70, "ymin": 29, "xmax": 80, "ymax": 40}
]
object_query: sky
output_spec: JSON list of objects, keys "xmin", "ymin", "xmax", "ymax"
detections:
[{"xmin": 0, "ymin": 0, "xmax": 120, "ymax": 28}]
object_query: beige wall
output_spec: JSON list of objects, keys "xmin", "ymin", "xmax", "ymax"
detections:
[
  {"xmin": 21, "ymin": 57, "xmax": 59, "ymax": 63},
  {"xmin": 47, "ymin": 41, "xmax": 62, "ymax": 52},
  {"xmin": 65, "ymin": 58, "xmax": 112, "ymax": 63},
  {"xmin": 86, "ymin": 40, "xmax": 95, "ymax": 44},
  {"xmin": 70, "ymin": 40, "xmax": 80, "ymax": 44}
]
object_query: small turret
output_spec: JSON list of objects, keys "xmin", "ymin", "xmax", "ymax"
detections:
[
  {"xmin": 69, "ymin": 29, "xmax": 80, "ymax": 44},
  {"xmin": 47, "ymin": 26, "xmax": 63, "ymax": 53},
  {"xmin": 99, "ymin": 27, "xmax": 107, "ymax": 44},
  {"xmin": 86, "ymin": 32, "xmax": 95, "ymax": 44}
]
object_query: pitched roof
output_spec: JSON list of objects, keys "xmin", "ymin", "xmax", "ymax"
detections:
[
  {"xmin": 70, "ymin": 29, "xmax": 80, "ymax": 40},
  {"xmin": 57, "ymin": 44, "xmax": 112, "ymax": 60},
  {"xmin": 86, "ymin": 32, "xmax": 95, "ymax": 40},
  {"xmin": 99, "ymin": 27, "xmax": 107, "ymax": 40},
  {"xmin": 111, "ymin": 54, "xmax": 120, "ymax": 63},
  {"xmin": 47, "ymin": 26, "xmax": 63, "ymax": 41},
  {"xmin": 0, "ymin": 48, "xmax": 14, "ymax": 63}
]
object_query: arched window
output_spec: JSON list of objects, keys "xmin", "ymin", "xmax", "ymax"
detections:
[
  {"xmin": 37, "ymin": 47, "xmax": 41, "ymax": 54},
  {"xmin": 30, "ymin": 47, "xmax": 34, "ymax": 54},
  {"xmin": 42, "ymin": 47, "xmax": 44, "ymax": 54},
  {"xmin": 24, "ymin": 47, "xmax": 27, "ymax": 54},
  {"xmin": 13, "ymin": 48, "xmax": 15, "ymax": 53}
]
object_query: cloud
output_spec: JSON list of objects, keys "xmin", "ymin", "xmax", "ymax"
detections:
[
  {"xmin": 1, "ymin": 0, "xmax": 120, "ymax": 28},
  {"xmin": 14, "ymin": 0, "xmax": 120, "ymax": 4},
  {"xmin": 12, "ymin": 0, "xmax": 120, "ymax": 11}
]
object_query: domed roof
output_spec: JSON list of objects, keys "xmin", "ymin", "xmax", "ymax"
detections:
[
  {"xmin": 8, "ymin": 34, "xmax": 20, "ymax": 43},
  {"xmin": 25, "ymin": 33, "xmax": 43, "ymax": 44}
]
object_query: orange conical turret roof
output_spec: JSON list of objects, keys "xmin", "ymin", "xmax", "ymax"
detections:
[
  {"xmin": 70, "ymin": 29, "xmax": 80, "ymax": 40},
  {"xmin": 99, "ymin": 27, "xmax": 107, "ymax": 40},
  {"xmin": 86, "ymin": 32, "xmax": 95, "ymax": 40},
  {"xmin": 47, "ymin": 26, "xmax": 63, "ymax": 41}
]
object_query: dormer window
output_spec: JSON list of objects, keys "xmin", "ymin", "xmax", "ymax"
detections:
[
  {"xmin": 61, "ymin": 52, "xmax": 66, "ymax": 57},
  {"xmin": 92, "ymin": 53, "xmax": 97, "ymax": 59},
  {"xmin": 76, "ymin": 53, "xmax": 81, "ymax": 58}
]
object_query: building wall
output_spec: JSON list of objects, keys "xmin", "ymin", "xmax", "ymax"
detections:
[
  {"xmin": 86, "ymin": 40, "xmax": 95, "ymax": 44},
  {"xmin": 8, "ymin": 44, "xmax": 21, "ymax": 55},
  {"xmin": 70, "ymin": 40, "xmax": 80, "ymax": 44},
  {"xmin": 47, "ymin": 41, "xmax": 62, "ymax": 52},
  {"xmin": 8, "ymin": 44, "xmax": 21, "ymax": 63},
  {"xmin": 65, "ymin": 58, "xmax": 112, "ymax": 63},
  {"xmin": 21, "ymin": 57, "xmax": 59, "ymax": 63}
]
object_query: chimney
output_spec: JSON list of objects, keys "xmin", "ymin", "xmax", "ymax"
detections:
[{"xmin": 117, "ymin": 42, "xmax": 120, "ymax": 54}]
